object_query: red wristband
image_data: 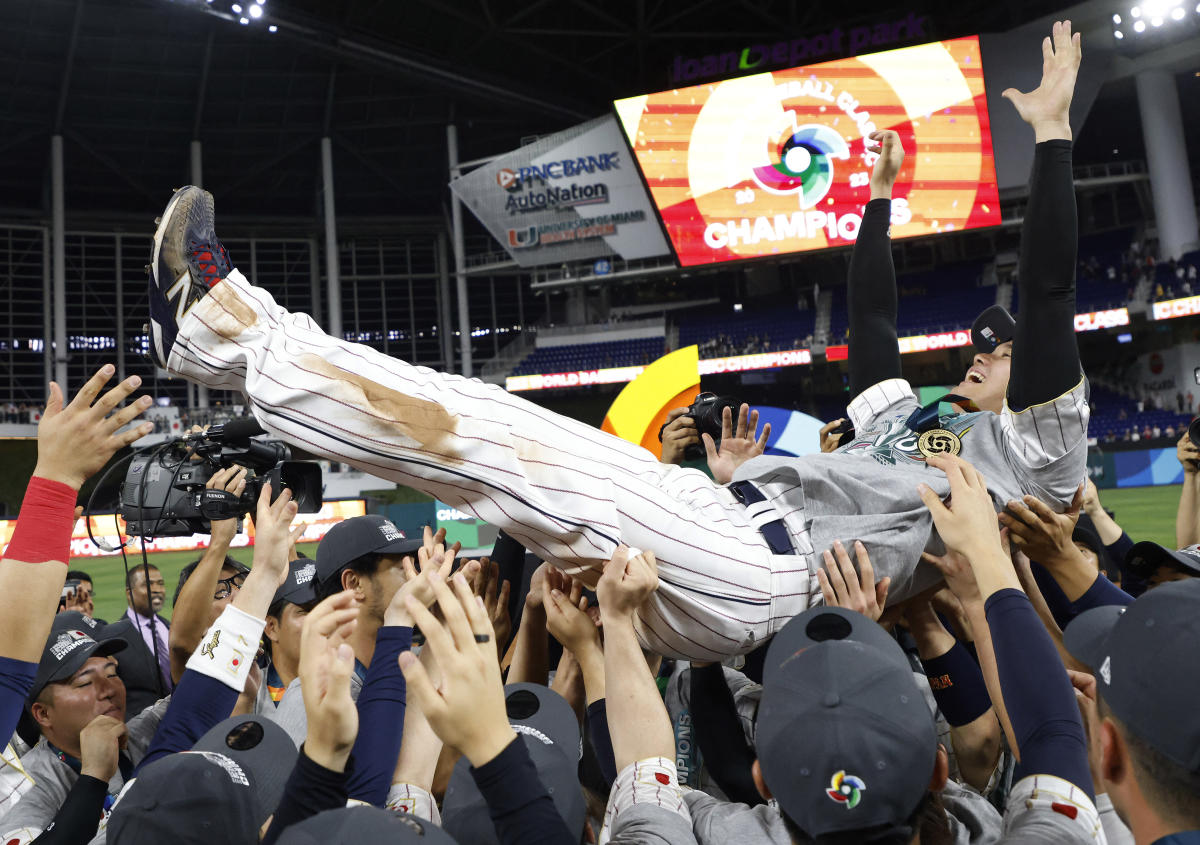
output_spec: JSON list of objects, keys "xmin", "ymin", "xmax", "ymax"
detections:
[{"xmin": 4, "ymin": 477, "xmax": 78, "ymax": 564}]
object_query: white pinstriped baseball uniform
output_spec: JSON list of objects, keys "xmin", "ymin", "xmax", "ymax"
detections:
[{"xmin": 167, "ymin": 270, "xmax": 1088, "ymax": 661}]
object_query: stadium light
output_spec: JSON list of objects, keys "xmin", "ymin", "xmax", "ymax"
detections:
[
  {"xmin": 231, "ymin": 3, "xmax": 241, "ymax": 10},
  {"xmin": 1115, "ymin": 28, "xmax": 1125, "ymax": 36},
  {"xmin": 1135, "ymin": 18, "xmax": 1147, "ymax": 29},
  {"xmin": 238, "ymin": 15, "xmax": 248, "ymax": 23},
  {"xmin": 248, "ymin": 4, "xmax": 262, "ymax": 17}
]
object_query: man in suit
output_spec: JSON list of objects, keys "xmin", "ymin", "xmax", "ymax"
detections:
[{"xmin": 104, "ymin": 563, "xmax": 172, "ymax": 718}]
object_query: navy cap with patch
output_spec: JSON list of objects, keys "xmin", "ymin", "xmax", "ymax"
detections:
[
  {"xmin": 29, "ymin": 613, "xmax": 127, "ymax": 703},
  {"xmin": 755, "ymin": 607, "xmax": 936, "ymax": 839},
  {"xmin": 276, "ymin": 807, "xmax": 458, "ymax": 844},
  {"xmin": 1124, "ymin": 541, "xmax": 1200, "ymax": 580},
  {"xmin": 314, "ymin": 515, "xmax": 422, "ymax": 588},
  {"xmin": 971, "ymin": 305, "xmax": 1016, "ymax": 353},
  {"xmin": 1064, "ymin": 579, "xmax": 1200, "ymax": 773},
  {"xmin": 107, "ymin": 714, "xmax": 297, "ymax": 845},
  {"xmin": 442, "ymin": 684, "xmax": 585, "ymax": 845},
  {"xmin": 271, "ymin": 557, "xmax": 320, "ymax": 609}
]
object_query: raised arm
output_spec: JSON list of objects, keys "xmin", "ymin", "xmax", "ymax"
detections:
[
  {"xmin": 168, "ymin": 466, "xmax": 247, "ymax": 682},
  {"xmin": 0, "ymin": 366, "xmax": 151, "ymax": 741},
  {"xmin": 1003, "ymin": 21, "xmax": 1084, "ymax": 410},
  {"xmin": 846, "ymin": 129, "xmax": 904, "ymax": 398}
]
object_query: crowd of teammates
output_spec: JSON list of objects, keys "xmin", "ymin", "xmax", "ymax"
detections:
[{"xmin": 0, "ymin": 19, "xmax": 1196, "ymax": 845}]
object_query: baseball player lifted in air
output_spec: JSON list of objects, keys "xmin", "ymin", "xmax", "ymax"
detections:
[{"xmin": 145, "ymin": 22, "xmax": 1086, "ymax": 662}]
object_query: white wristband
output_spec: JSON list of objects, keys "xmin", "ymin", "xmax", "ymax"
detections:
[{"xmin": 185, "ymin": 604, "xmax": 265, "ymax": 692}]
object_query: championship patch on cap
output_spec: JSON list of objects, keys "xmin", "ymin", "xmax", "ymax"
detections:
[
  {"xmin": 49, "ymin": 630, "xmax": 91, "ymax": 661},
  {"xmin": 294, "ymin": 563, "xmax": 316, "ymax": 585}
]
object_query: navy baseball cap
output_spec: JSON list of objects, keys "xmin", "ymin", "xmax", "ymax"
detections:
[
  {"xmin": 756, "ymin": 607, "xmax": 937, "ymax": 839},
  {"xmin": 1072, "ymin": 514, "xmax": 1110, "ymax": 573},
  {"xmin": 1123, "ymin": 541, "xmax": 1200, "ymax": 580},
  {"xmin": 29, "ymin": 612, "xmax": 128, "ymax": 703},
  {"xmin": 971, "ymin": 305, "xmax": 1016, "ymax": 353},
  {"xmin": 1064, "ymin": 578, "xmax": 1200, "ymax": 773},
  {"xmin": 271, "ymin": 557, "xmax": 320, "ymax": 609},
  {"xmin": 107, "ymin": 714, "xmax": 297, "ymax": 844},
  {"xmin": 442, "ymin": 684, "xmax": 585, "ymax": 845},
  {"xmin": 315, "ymin": 515, "xmax": 422, "ymax": 587},
  {"xmin": 276, "ymin": 807, "xmax": 457, "ymax": 844}
]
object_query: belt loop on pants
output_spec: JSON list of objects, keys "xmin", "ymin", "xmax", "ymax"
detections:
[{"xmin": 729, "ymin": 480, "xmax": 795, "ymax": 556}]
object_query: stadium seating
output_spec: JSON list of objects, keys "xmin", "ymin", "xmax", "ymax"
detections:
[
  {"xmin": 676, "ymin": 306, "xmax": 816, "ymax": 354},
  {"xmin": 1087, "ymin": 383, "xmax": 1193, "ymax": 443},
  {"xmin": 510, "ymin": 337, "xmax": 665, "ymax": 376}
]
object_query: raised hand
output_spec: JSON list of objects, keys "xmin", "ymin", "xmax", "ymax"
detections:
[
  {"xmin": 866, "ymin": 129, "xmax": 904, "ymax": 198},
  {"xmin": 817, "ymin": 540, "xmax": 890, "ymax": 621},
  {"xmin": 819, "ymin": 418, "xmax": 848, "ymax": 453},
  {"xmin": 249, "ymin": 483, "xmax": 297, "ymax": 590},
  {"xmin": 1177, "ymin": 430, "xmax": 1200, "ymax": 474},
  {"xmin": 544, "ymin": 577, "xmax": 601, "ymax": 657},
  {"xmin": 919, "ymin": 454, "xmax": 1020, "ymax": 600},
  {"xmin": 299, "ymin": 591, "xmax": 360, "ymax": 771},
  {"xmin": 383, "ymin": 545, "xmax": 478, "ymax": 629},
  {"xmin": 397, "ymin": 573, "xmax": 514, "ymax": 766},
  {"xmin": 999, "ymin": 485, "xmax": 1083, "ymax": 565},
  {"xmin": 597, "ymin": 546, "xmax": 658, "ymax": 621},
  {"xmin": 418, "ymin": 525, "xmax": 460, "ymax": 574},
  {"xmin": 471, "ymin": 558, "xmax": 513, "ymax": 651},
  {"xmin": 703, "ymin": 403, "xmax": 771, "ymax": 485},
  {"xmin": 1001, "ymin": 20, "xmax": 1081, "ymax": 141},
  {"xmin": 35, "ymin": 365, "xmax": 154, "ymax": 490},
  {"xmin": 659, "ymin": 407, "xmax": 700, "ymax": 465}
]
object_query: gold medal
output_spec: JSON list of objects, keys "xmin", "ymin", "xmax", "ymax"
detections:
[{"xmin": 918, "ymin": 428, "xmax": 962, "ymax": 458}]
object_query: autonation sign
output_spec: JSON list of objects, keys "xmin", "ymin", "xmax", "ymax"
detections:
[{"xmin": 451, "ymin": 115, "xmax": 669, "ymax": 268}]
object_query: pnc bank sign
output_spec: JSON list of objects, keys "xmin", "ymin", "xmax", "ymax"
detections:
[{"xmin": 667, "ymin": 12, "xmax": 933, "ymax": 85}]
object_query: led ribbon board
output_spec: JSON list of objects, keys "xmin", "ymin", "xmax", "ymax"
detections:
[{"xmin": 615, "ymin": 36, "xmax": 1001, "ymax": 266}]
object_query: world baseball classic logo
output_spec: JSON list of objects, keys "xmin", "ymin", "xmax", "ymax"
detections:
[{"xmin": 826, "ymin": 770, "xmax": 866, "ymax": 809}]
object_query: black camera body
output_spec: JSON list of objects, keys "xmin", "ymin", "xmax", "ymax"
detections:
[
  {"xmin": 674, "ymin": 392, "xmax": 741, "ymax": 462},
  {"xmin": 121, "ymin": 418, "xmax": 323, "ymax": 537}
]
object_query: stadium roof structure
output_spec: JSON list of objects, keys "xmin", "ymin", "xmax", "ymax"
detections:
[{"xmin": 1, "ymin": 0, "xmax": 1108, "ymax": 224}]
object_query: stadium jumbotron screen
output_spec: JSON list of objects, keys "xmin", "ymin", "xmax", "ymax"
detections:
[{"xmin": 614, "ymin": 36, "xmax": 1001, "ymax": 267}]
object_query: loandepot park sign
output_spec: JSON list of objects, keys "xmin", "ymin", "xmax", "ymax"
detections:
[{"xmin": 667, "ymin": 12, "xmax": 933, "ymax": 85}]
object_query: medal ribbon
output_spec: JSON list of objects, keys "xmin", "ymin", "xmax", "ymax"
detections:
[{"xmin": 905, "ymin": 394, "xmax": 968, "ymax": 434}]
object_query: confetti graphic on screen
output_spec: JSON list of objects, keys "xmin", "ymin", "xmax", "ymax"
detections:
[{"xmin": 615, "ymin": 36, "xmax": 1000, "ymax": 267}]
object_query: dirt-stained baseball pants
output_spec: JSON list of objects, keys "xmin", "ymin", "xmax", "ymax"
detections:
[{"xmin": 168, "ymin": 270, "xmax": 818, "ymax": 660}]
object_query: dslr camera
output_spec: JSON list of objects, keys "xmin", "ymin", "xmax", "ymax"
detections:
[
  {"xmin": 661, "ymin": 392, "xmax": 742, "ymax": 462},
  {"xmin": 120, "ymin": 417, "xmax": 322, "ymax": 537}
]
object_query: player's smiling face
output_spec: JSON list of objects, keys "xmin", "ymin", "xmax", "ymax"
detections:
[{"xmin": 954, "ymin": 341, "xmax": 1012, "ymax": 414}]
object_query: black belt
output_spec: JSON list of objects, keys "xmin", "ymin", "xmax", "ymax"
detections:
[{"xmin": 729, "ymin": 481, "xmax": 795, "ymax": 556}]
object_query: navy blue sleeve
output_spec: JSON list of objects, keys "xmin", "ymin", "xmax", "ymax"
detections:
[
  {"xmin": 136, "ymin": 671, "xmax": 239, "ymax": 772},
  {"xmin": 1109, "ymin": 531, "xmax": 1147, "ymax": 598},
  {"xmin": 345, "ymin": 626, "xmax": 411, "ymax": 806},
  {"xmin": 470, "ymin": 736, "xmax": 574, "ymax": 845},
  {"xmin": 29, "ymin": 775, "xmax": 108, "ymax": 845},
  {"xmin": 921, "ymin": 641, "xmax": 992, "ymax": 727},
  {"xmin": 262, "ymin": 750, "xmax": 349, "ymax": 845},
  {"xmin": 585, "ymin": 699, "xmax": 616, "ymax": 787},
  {"xmin": 1029, "ymin": 560, "xmax": 1073, "ymax": 630},
  {"xmin": 847, "ymin": 198, "xmax": 902, "ymax": 398},
  {"xmin": 984, "ymin": 589, "xmax": 1093, "ymax": 797},
  {"xmin": 0, "ymin": 655, "xmax": 36, "ymax": 747},
  {"xmin": 1067, "ymin": 574, "xmax": 1134, "ymax": 617},
  {"xmin": 689, "ymin": 663, "xmax": 764, "ymax": 807}
]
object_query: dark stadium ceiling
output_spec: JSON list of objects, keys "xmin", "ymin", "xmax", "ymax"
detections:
[{"xmin": 0, "ymin": 0, "xmax": 1192, "ymax": 223}]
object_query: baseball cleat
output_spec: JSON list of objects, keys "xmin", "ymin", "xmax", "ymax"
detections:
[{"xmin": 146, "ymin": 185, "xmax": 232, "ymax": 369}]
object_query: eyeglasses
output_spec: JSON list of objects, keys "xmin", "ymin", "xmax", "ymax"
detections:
[{"xmin": 214, "ymin": 572, "xmax": 247, "ymax": 600}]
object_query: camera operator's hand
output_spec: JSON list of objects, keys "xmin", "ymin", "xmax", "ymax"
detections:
[
  {"xmin": 703, "ymin": 403, "xmax": 770, "ymax": 485},
  {"xmin": 1177, "ymin": 430, "xmax": 1200, "ymax": 475},
  {"xmin": 205, "ymin": 465, "xmax": 248, "ymax": 549},
  {"xmin": 820, "ymin": 418, "xmax": 847, "ymax": 453},
  {"xmin": 659, "ymin": 407, "xmax": 699, "ymax": 465},
  {"xmin": 35, "ymin": 365, "xmax": 154, "ymax": 490}
]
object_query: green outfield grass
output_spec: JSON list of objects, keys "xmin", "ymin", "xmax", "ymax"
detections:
[
  {"xmin": 1092, "ymin": 484, "xmax": 1181, "ymax": 550},
  {"xmin": 74, "ymin": 485, "xmax": 1182, "ymax": 622},
  {"xmin": 80, "ymin": 542, "xmax": 320, "ymax": 625}
]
